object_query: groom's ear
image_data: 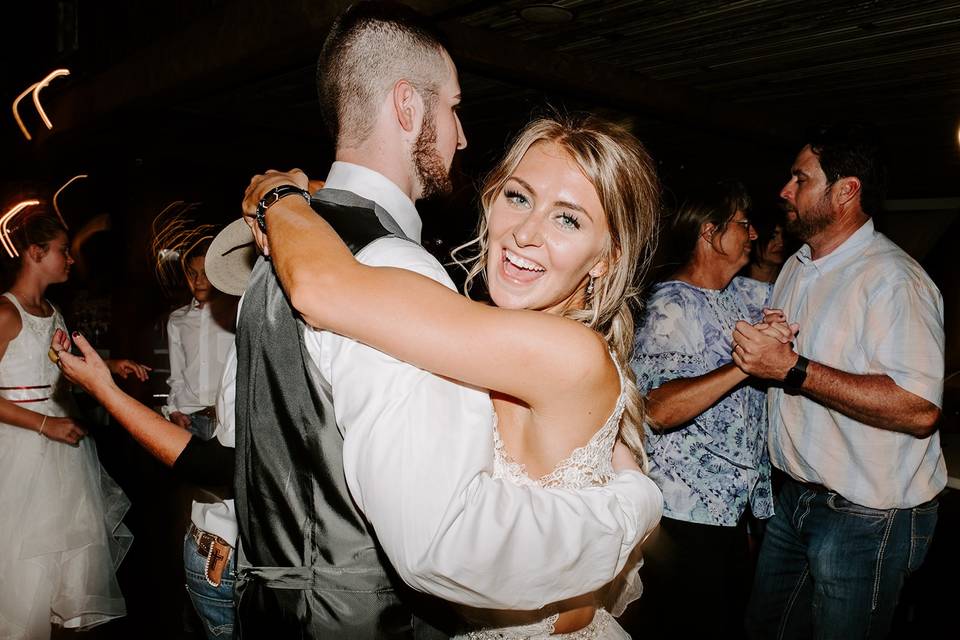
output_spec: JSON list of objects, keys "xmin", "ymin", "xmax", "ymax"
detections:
[{"xmin": 392, "ymin": 79, "xmax": 422, "ymax": 134}]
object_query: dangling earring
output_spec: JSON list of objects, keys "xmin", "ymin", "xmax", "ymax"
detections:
[{"xmin": 586, "ymin": 276, "xmax": 595, "ymax": 297}]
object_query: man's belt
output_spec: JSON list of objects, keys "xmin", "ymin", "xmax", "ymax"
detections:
[
  {"xmin": 189, "ymin": 522, "xmax": 233, "ymax": 587},
  {"xmin": 191, "ymin": 406, "xmax": 218, "ymax": 420}
]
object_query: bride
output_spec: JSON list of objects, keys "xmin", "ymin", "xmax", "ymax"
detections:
[{"xmin": 246, "ymin": 114, "xmax": 661, "ymax": 638}]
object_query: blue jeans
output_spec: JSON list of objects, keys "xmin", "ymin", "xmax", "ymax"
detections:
[
  {"xmin": 746, "ymin": 478, "xmax": 938, "ymax": 639},
  {"xmin": 184, "ymin": 532, "xmax": 237, "ymax": 639},
  {"xmin": 188, "ymin": 412, "xmax": 216, "ymax": 440}
]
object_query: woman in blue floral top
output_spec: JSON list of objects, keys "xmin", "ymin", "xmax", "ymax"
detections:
[{"xmin": 630, "ymin": 182, "xmax": 773, "ymax": 637}]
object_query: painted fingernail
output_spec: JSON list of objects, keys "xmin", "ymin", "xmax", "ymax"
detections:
[{"xmin": 72, "ymin": 331, "xmax": 80, "ymax": 338}]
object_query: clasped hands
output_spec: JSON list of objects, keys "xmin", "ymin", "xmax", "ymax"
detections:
[{"xmin": 732, "ymin": 308, "xmax": 801, "ymax": 381}]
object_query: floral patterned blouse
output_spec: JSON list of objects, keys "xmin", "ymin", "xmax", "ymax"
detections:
[{"xmin": 631, "ymin": 276, "xmax": 773, "ymax": 526}]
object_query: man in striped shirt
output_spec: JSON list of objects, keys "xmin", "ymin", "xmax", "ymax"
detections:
[{"xmin": 732, "ymin": 123, "xmax": 945, "ymax": 639}]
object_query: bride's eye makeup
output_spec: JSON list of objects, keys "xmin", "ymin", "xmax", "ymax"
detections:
[
  {"xmin": 503, "ymin": 189, "xmax": 530, "ymax": 207},
  {"xmin": 556, "ymin": 212, "xmax": 581, "ymax": 230}
]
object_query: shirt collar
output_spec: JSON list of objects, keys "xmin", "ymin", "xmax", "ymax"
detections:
[
  {"xmin": 795, "ymin": 218, "xmax": 874, "ymax": 274},
  {"xmin": 323, "ymin": 161, "xmax": 422, "ymax": 243}
]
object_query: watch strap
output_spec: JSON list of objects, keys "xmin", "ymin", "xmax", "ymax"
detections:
[
  {"xmin": 255, "ymin": 185, "xmax": 311, "ymax": 233},
  {"xmin": 784, "ymin": 355, "xmax": 809, "ymax": 390}
]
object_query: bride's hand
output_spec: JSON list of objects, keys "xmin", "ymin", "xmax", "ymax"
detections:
[
  {"xmin": 612, "ymin": 439, "xmax": 641, "ymax": 473},
  {"xmin": 241, "ymin": 169, "xmax": 311, "ymax": 256}
]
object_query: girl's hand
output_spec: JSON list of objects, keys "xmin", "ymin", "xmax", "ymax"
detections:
[
  {"xmin": 612, "ymin": 438, "xmax": 642, "ymax": 473},
  {"xmin": 55, "ymin": 330, "xmax": 116, "ymax": 395},
  {"xmin": 107, "ymin": 358, "xmax": 152, "ymax": 382},
  {"xmin": 41, "ymin": 416, "xmax": 87, "ymax": 445}
]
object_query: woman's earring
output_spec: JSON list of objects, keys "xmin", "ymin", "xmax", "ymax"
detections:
[{"xmin": 586, "ymin": 276, "xmax": 595, "ymax": 297}]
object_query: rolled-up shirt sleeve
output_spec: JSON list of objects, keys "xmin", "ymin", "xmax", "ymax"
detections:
[{"xmin": 306, "ymin": 237, "xmax": 663, "ymax": 610}]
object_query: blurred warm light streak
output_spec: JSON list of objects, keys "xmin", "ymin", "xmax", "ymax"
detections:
[
  {"xmin": 150, "ymin": 202, "xmax": 215, "ymax": 296},
  {"xmin": 12, "ymin": 68, "xmax": 71, "ymax": 141},
  {"xmin": 0, "ymin": 200, "xmax": 40, "ymax": 258},
  {"xmin": 52, "ymin": 174, "xmax": 87, "ymax": 229}
]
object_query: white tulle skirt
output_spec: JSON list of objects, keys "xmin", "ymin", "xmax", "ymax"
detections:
[{"xmin": 0, "ymin": 419, "xmax": 132, "ymax": 640}]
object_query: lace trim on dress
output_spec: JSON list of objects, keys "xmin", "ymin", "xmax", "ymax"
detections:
[
  {"xmin": 462, "ymin": 608, "xmax": 617, "ymax": 639},
  {"xmin": 492, "ymin": 352, "xmax": 626, "ymax": 490},
  {"xmin": 473, "ymin": 355, "xmax": 633, "ymax": 638}
]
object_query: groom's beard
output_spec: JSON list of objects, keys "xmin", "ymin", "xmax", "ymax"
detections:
[{"xmin": 413, "ymin": 108, "xmax": 453, "ymax": 199}]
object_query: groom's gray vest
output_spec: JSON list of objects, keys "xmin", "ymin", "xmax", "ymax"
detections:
[{"xmin": 233, "ymin": 189, "xmax": 421, "ymax": 638}]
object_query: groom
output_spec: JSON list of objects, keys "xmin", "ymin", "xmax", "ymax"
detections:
[{"xmin": 234, "ymin": 2, "xmax": 662, "ymax": 637}]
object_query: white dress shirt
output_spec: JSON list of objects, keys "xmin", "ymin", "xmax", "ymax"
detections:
[
  {"xmin": 303, "ymin": 161, "xmax": 663, "ymax": 610},
  {"xmin": 769, "ymin": 218, "xmax": 946, "ymax": 509},
  {"xmin": 188, "ymin": 343, "xmax": 238, "ymax": 546},
  {"xmin": 166, "ymin": 300, "xmax": 234, "ymax": 415}
]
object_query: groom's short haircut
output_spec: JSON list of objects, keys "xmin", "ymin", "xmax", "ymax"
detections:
[{"xmin": 317, "ymin": 1, "xmax": 450, "ymax": 148}]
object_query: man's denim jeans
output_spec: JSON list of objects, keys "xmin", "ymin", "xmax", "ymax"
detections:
[
  {"xmin": 746, "ymin": 478, "xmax": 938, "ymax": 639},
  {"xmin": 184, "ymin": 532, "xmax": 237, "ymax": 639},
  {"xmin": 188, "ymin": 413, "xmax": 217, "ymax": 440}
]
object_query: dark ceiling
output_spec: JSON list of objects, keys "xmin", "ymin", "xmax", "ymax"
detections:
[{"xmin": 2, "ymin": 0, "xmax": 959, "ymax": 224}]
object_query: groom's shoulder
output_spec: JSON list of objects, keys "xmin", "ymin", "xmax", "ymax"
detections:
[
  {"xmin": 309, "ymin": 198, "xmax": 393, "ymax": 255},
  {"xmin": 358, "ymin": 237, "xmax": 456, "ymax": 290}
]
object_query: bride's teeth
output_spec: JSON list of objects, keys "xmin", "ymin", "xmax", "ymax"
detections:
[{"xmin": 505, "ymin": 250, "xmax": 545, "ymax": 272}]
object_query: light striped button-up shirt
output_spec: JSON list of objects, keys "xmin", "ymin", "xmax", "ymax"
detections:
[{"xmin": 768, "ymin": 218, "xmax": 946, "ymax": 509}]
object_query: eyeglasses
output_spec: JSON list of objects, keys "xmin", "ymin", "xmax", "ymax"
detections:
[{"xmin": 728, "ymin": 219, "xmax": 752, "ymax": 231}]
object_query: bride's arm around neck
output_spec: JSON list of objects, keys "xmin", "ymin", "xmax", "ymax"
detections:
[{"xmin": 265, "ymin": 193, "xmax": 619, "ymax": 422}]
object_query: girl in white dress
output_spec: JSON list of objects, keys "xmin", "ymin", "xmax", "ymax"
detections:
[
  {"xmin": 0, "ymin": 209, "xmax": 133, "ymax": 639},
  {"xmin": 246, "ymin": 115, "xmax": 662, "ymax": 638}
]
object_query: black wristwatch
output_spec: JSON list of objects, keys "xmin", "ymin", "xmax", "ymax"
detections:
[
  {"xmin": 255, "ymin": 185, "xmax": 311, "ymax": 232},
  {"xmin": 784, "ymin": 355, "xmax": 809, "ymax": 390}
]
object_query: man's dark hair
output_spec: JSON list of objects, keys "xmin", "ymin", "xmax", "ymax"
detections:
[
  {"xmin": 806, "ymin": 123, "xmax": 886, "ymax": 216},
  {"xmin": 317, "ymin": 1, "xmax": 449, "ymax": 146}
]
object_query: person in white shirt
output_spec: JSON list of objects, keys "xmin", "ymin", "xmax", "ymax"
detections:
[
  {"xmin": 230, "ymin": 3, "xmax": 661, "ymax": 638},
  {"xmin": 732, "ymin": 123, "xmax": 944, "ymax": 639},
  {"xmin": 165, "ymin": 236, "xmax": 234, "ymax": 439}
]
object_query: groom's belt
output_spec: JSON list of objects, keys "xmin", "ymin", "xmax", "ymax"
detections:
[{"xmin": 188, "ymin": 523, "xmax": 233, "ymax": 587}]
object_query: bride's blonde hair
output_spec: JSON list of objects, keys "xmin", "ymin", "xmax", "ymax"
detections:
[{"xmin": 453, "ymin": 114, "xmax": 661, "ymax": 466}]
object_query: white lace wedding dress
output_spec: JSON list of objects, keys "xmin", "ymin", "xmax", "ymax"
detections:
[
  {"xmin": 457, "ymin": 357, "xmax": 640, "ymax": 639},
  {"xmin": 0, "ymin": 292, "xmax": 132, "ymax": 639}
]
